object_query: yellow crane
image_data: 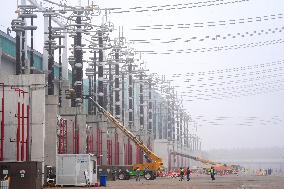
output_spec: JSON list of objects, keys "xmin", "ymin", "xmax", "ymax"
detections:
[{"xmin": 89, "ymin": 97, "xmax": 163, "ymax": 180}]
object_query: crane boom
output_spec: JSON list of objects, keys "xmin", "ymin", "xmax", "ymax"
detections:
[
  {"xmin": 171, "ymin": 151, "xmax": 228, "ymax": 166},
  {"xmin": 89, "ymin": 97, "xmax": 163, "ymax": 170}
]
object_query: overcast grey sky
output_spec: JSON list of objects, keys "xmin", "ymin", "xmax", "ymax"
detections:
[{"xmin": 1, "ymin": 0, "xmax": 284, "ymax": 150}]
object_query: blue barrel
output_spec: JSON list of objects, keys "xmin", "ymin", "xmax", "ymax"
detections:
[{"xmin": 99, "ymin": 175, "xmax": 107, "ymax": 187}]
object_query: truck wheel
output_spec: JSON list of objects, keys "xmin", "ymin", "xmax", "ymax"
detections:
[
  {"xmin": 144, "ymin": 171, "xmax": 153, "ymax": 180},
  {"xmin": 118, "ymin": 172, "xmax": 126, "ymax": 180}
]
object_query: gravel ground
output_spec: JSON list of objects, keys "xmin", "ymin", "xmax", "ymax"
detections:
[{"xmin": 50, "ymin": 175, "xmax": 284, "ymax": 189}]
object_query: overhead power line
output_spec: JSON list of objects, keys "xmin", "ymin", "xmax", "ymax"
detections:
[
  {"xmin": 131, "ymin": 13, "xmax": 283, "ymax": 31},
  {"xmin": 170, "ymin": 60, "xmax": 284, "ymax": 78},
  {"xmin": 171, "ymin": 60, "xmax": 284, "ymax": 101},
  {"xmin": 110, "ymin": 0, "xmax": 250, "ymax": 14},
  {"xmin": 141, "ymin": 38, "xmax": 284, "ymax": 55},
  {"xmin": 192, "ymin": 115, "xmax": 283, "ymax": 127},
  {"xmin": 130, "ymin": 26, "xmax": 284, "ymax": 44}
]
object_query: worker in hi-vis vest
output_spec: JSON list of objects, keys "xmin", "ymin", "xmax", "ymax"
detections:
[{"xmin": 209, "ymin": 166, "xmax": 216, "ymax": 181}]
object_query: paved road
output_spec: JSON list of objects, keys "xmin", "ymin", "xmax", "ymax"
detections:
[{"xmin": 50, "ymin": 175, "xmax": 284, "ymax": 189}]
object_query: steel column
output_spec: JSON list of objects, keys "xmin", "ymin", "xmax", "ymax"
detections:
[
  {"xmin": 97, "ymin": 31, "xmax": 104, "ymax": 108},
  {"xmin": 58, "ymin": 37, "xmax": 62, "ymax": 106},
  {"xmin": 139, "ymin": 73, "xmax": 144, "ymax": 130},
  {"xmin": 17, "ymin": 102, "xmax": 20, "ymax": 161},
  {"xmin": 148, "ymin": 81, "xmax": 153, "ymax": 133},
  {"xmin": 74, "ymin": 16, "xmax": 83, "ymax": 106},
  {"xmin": 47, "ymin": 15, "xmax": 54, "ymax": 95},
  {"xmin": 21, "ymin": 103, "xmax": 25, "ymax": 161},
  {"xmin": 93, "ymin": 52, "xmax": 97, "ymax": 114},
  {"xmin": 0, "ymin": 84, "xmax": 4, "ymax": 161},
  {"xmin": 114, "ymin": 51, "xmax": 120, "ymax": 119},
  {"xmin": 16, "ymin": 33, "xmax": 21, "ymax": 75},
  {"xmin": 114, "ymin": 133, "xmax": 119, "ymax": 165},
  {"xmin": 21, "ymin": 18, "xmax": 26, "ymax": 74},
  {"xmin": 30, "ymin": 17, "xmax": 34, "ymax": 74},
  {"xmin": 26, "ymin": 105, "xmax": 29, "ymax": 161},
  {"xmin": 108, "ymin": 61, "xmax": 114, "ymax": 114},
  {"xmin": 128, "ymin": 64, "xmax": 133, "ymax": 129},
  {"xmin": 121, "ymin": 72, "xmax": 125, "ymax": 125}
]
